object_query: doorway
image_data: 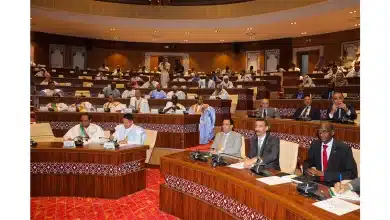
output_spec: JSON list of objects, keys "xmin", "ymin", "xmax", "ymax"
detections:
[{"xmin": 297, "ymin": 50, "xmax": 320, "ymax": 75}]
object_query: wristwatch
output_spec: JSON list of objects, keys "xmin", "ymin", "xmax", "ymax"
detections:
[{"xmin": 256, "ymin": 157, "xmax": 263, "ymax": 164}]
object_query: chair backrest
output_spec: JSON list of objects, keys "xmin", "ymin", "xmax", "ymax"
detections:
[
  {"xmin": 230, "ymin": 94, "xmax": 239, "ymax": 114},
  {"xmin": 240, "ymin": 136, "xmax": 246, "ymax": 159},
  {"xmin": 30, "ymin": 123, "xmax": 54, "ymax": 138},
  {"xmin": 144, "ymin": 129, "xmax": 158, "ymax": 163},
  {"xmin": 279, "ymin": 140, "xmax": 299, "ymax": 174},
  {"xmin": 352, "ymin": 148, "xmax": 360, "ymax": 177}
]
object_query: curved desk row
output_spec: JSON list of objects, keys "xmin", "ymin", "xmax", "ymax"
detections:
[
  {"xmin": 31, "ymin": 142, "xmax": 148, "ymax": 198},
  {"xmin": 160, "ymin": 151, "xmax": 360, "ymax": 220}
]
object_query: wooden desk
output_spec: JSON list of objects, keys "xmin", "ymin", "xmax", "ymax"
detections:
[
  {"xmin": 160, "ymin": 151, "xmax": 360, "ymax": 220},
  {"xmin": 34, "ymin": 112, "xmax": 201, "ymax": 149},
  {"xmin": 31, "ymin": 142, "xmax": 148, "ymax": 198},
  {"xmin": 253, "ymin": 99, "xmax": 360, "ymax": 119},
  {"xmin": 232, "ymin": 118, "xmax": 360, "ymax": 165},
  {"xmin": 283, "ymin": 86, "xmax": 360, "ymax": 100},
  {"xmin": 33, "ymin": 96, "xmax": 231, "ymax": 126}
]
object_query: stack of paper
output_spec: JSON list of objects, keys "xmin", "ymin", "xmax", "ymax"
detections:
[
  {"xmin": 227, "ymin": 162, "xmax": 245, "ymax": 169},
  {"xmin": 313, "ymin": 198, "xmax": 360, "ymax": 216},
  {"xmin": 256, "ymin": 176, "xmax": 292, "ymax": 185},
  {"xmin": 329, "ymin": 187, "xmax": 360, "ymax": 201}
]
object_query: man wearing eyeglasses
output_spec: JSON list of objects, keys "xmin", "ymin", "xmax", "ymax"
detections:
[{"xmin": 303, "ymin": 122, "xmax": 358, "ymax": 184}]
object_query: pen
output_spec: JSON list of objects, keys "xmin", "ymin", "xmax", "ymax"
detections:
[{"xmin": 339, "ymin": 173, "xmax": 342, "ymax": 182}]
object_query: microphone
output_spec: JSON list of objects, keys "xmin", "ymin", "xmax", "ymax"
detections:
[
  {"xmin": 211, "ymin": 152, "xmax": 242, "ymax": 168},
  {"xmin": 189, "ymin": 150, "xmax": 208, "ymax": 162}
]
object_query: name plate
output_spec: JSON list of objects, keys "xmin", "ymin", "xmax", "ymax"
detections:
[
  {"xmin": 97, "ymin": 108, "xmax": 104, "ymax": 112},
  {"xmin": 175, "ymin": 110, "xmax": 184, "ymax": 115},
  {"xmin": 39, "ymin": 106, "xmax": 48, "ymax": 111},
  {"xmin": 256, "ymin": 78, "xmax": 261, "ymax": 81},
  {"xmin": 52, "ymin": 69, "xmax": 56, "ymax": 72},
  {"xmin": 123, "ymin": 108, "xmax": 133, "ymax": 113},
  {"xmin": 104, "ymin": 142, "xmax": 115, "ymax": 150},
  {"xmin": 83, "ymin": 71, "xmax": 87, "ymax": 74},
  {"xmin": 151, "ymin": 109, "xmax": 159, "ymax": 114},
  {"xmin": 236, "ymin": 85, "xmax": 243, "ymax": 88},
  {"xmin": 63, "ymin": 141, "xmax": 76, "ymax": 148}
]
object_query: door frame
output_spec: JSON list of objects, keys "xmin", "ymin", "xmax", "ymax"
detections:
[
  {"xmin": 292, "ymin": 46, "xmax": 324, "ymax": 65},
  {"xmin": 145, "ymin": 52, "xmax": 189, "ymax": 72}
]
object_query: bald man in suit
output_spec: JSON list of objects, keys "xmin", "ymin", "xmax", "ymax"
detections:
[{"xmin": 255, "ymin": 99, "xmax": 280, "ymax": 119}]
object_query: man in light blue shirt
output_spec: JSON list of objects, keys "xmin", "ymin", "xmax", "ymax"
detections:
[{"xmin": 149, "ymin": 84, "xmax": 167, "ymax": 99}]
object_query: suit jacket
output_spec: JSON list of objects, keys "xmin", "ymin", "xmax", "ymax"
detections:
[
  {"xmin": 248, "ymin": 134, "xmax": 280, "ymax": 170},
  {"xmin": 326, "ymin": 104, "xmax": 357, "ymax": 120},
  {"xmin": 304, "ymin": 139, "xmax": 358, "ymax": 184},
  {"xmin": 255, "ymin": 108, "xmax": 280, "ymax": 119},
  {"xmin": 211, "ymin": 131, "xmax": 242, "ymax": 158},
  {"xmin": 349, "ymin": 177, "xmax": 360, "ymax": 192},
  {"xmin": 292, "ymin": 106, "xmax": 321, "ymax": 120}
]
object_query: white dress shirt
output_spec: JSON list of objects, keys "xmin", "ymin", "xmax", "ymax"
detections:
[
  {"xmin": 321, "ymin": 138, "xmax": 334, "ymax": 171},
  {"xmin": 219, "ymin": 132, "xmax": 231, "ymax": 152},
  {"xmin": 300, "ymin": 106, "xmax": 311, "ymax": 117},
  {"xmin": 328, "ymin": 107, "xmax": 351, "ymax": 119}
]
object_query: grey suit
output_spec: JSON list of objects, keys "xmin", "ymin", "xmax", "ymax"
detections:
[
  {"xmin": 349, "ymin": 177, "xmax": 360, "ymax": 192},
  {"xmin": 255, "ymin": 108, "xmax": 281, "ymax": 118},
  {"xmin": 211, "ymin": 131, "xmax": 242, "ymax": 158},
  {"xmin": 248, "ymin": 134, "xmax": 280, "ymax": 170}
]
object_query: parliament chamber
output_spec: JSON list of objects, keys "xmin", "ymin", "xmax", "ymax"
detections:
[{"xmin": 29, "ymin": 0, "xmax": 362, "ymax": 219}]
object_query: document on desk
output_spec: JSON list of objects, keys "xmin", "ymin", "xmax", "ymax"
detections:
[
  {"xmin": 227, "ymin": 162, "xmax": 245, "ymax": 169},
  {"xmin": 313, "ymin": 198, "xmax": 360, "ymax": 216},
  {"xmin": 256, "ymin": 176, "xmax": 292, "ymax": 185},
  {"xmin": 329, "ymin": 187, "xmax": 360, "ymax": 201}
]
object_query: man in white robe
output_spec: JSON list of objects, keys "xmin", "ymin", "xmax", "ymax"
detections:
[
  {"xmin": 163, "ymin": 95, "xmax": 186, "ymax": 114},
  {"xmin": 112, "ymin": 113, "xmax": 146, "ymax": 145},
  {"xmin": 198, "ymin": 75, "xmax": 216, "ymax": 89},
  {"xmin": 46, "ymin": 94, "xmax": 68, "ymax": 112},
  {"xmin": 103, "ymin": 95, "xmax": 126, "ymax": 112},
  {"xmin": 129, "ymin": 90, "xmax": 150, "ymax": 113},
  {"xmin": 210, "ymin": 85, "xmax": 230, "ymax": 100},
  {"xmin": 112, "ymin": 65, "xmax": 123, "ymax": 76},
  {"xmin": 346, "ymin": 61, "xmax": 360, "ymax": 78},
  {"xmin": 159, "ymin": 57, "xmax": 170, "ymax": 88},
  {"xmin": 221, "ymin": 66, "xmax": 232, "ymax": 76},
  {"xmin": 69, "ymin": 96, "xmax": 94, "ymax": 112},
  {"xmin": 166, "ymin": 86, "xmax": 186, "ymax": 100},
  {"xmin": 64, "ymin": 113, "xmax": 105, "ymax": 144},
  {"xmin": 122, "ymin": 82, "xmax": 136, "ymax": 98},
  {"xmin": 40, "ymin": 81, "xmax": 64, "ymax": 97},
  {"xmin": 219, "ymin": 76, "xmax": 234, "ymax": 88},
  {"xmin": 141, "ymin": 76, "xmax": 159, "ymax": 89}
]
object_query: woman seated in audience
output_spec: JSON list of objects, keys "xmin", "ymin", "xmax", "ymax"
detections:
[
  {"xmin": 302, "ymin": 74, "xmax": 316, "ymax": 87},
  {"xmin": 331, "ymin": 71, "xmax": 348, "ymax": 87},
  {"xmin": 40, "ymin": 75, "xmax": 58, "ymax": 85},
  {"xmin": 46, "ymin": 94, "xmax": 68, "ymax": 112},
  {"xmin": 219, "ymin": 76, "xmax": 234, "ymax": 88},
  {"xmin": 210, "ymin": 71, "xmax": 222, "ymax": 83}
]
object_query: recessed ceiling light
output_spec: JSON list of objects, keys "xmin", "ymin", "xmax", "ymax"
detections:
[
  {"xmin": 215, "ymin": 30, "xmax": 219, "ymax": 33},
  {"xmin": 154, "ymin": 30, "xmax": 159, "ymax": 33},
  {"xmin": 354, "ymin": 24, "xmax": 360, "ymax": 27},
  {"xmin": 301, "ymin": 32, "xmax": 307, "ymax": 35},
  {"xmin": 290, "ymin": 22, "xmax": 297, "ymax": 25},
  {"xmin": 354, "ymin": 10, "xmax": 356, "ymax": 13},
  {"xmin": 246, "ymin": 28, "xmax": 252, "ymax": 31},
  {"xmin": 185, "ymin": 32, "xmax": 190, "ymax": 35},
  {"xmin": 110, "ymin": 28, "xmax": 116, "ymax": 31},
  {"xmin": 113, "ymin": 36, "xmax": 118, "ymax": 40},
  {"xmin": 220, "ymin": 40, "xmax": 224, "ymax": 42},
  {"xmin": 184, "ymin": 40, "xmax": 188, "ymax": 42}
]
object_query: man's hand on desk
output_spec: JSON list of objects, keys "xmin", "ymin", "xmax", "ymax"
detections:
[
  {"xmin": 243, "ymin": 157, "xmax": 257, "ymax": 168},
  {"xmin": 118, "ymin": 140, "xmax": 127, "ymax": 145},
  {"xmin": 305, "ymin": 167, "xmax": 324, "ymax": 177},
  {"xmin": 334, "ymin": 182, "xmax": 352, "ymax": 194}
]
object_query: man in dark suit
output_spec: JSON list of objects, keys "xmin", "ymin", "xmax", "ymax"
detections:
[
  {"xmin": 327, "ymin": 92, "xmax": 357, "ymax": 121},
  {"xmin": 304, "ymin": 122, "xmax": 357, "ymax": 184},
  {"xmin": 244, "ymin": 118, "xmax": 280, "ymax": 170},
  {"xmin": 293, "ymin": 95, "xmax": 321, "ymax": 120}
]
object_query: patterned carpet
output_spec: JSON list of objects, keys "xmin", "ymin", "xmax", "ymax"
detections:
[{"xmin": 30, "ymin": 168, "xmax": 178, "ymax": 220}]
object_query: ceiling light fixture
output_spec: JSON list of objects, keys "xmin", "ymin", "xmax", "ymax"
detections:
[
  {"xmin": 110, "ymin": 28, "xmax": 116, "ymax": 31},
  {"xmin": 354, "ymin": 24, "xmax": 360, "ymax": 27},
  {"xmin": 246, "ymin": 28, "xmax": 252, "ymax": 31},
  {"xmin": 185, "ymin": 32, "xmax": 190, "ymax": 35},
  {"xmin": 184, "ymin": 40, "xmax": 188, "ymax": 42},
  {"xmin": 220, "ymin": 40, "xmax": 224, "ymax": 42},
  {"xmin": 290, "ymin": 22, "xmax": 297, "ymax": 25},
  {"xmin": 215, "ymin": 30, "xmax": 219, "ymax": 33},
  {"xmin": 301, "ymin": 32, "xmax": 307, "ymax": 35},
  {"xmin": 154, "ymin": 30, "xmax": 159, "ymax": 33}
]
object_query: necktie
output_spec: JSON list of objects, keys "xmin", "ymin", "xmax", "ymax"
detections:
[
  {"xmin": 300, "ymin": 106, "xmax": 309, "ymax": 117},
  {"xmin": 322, "ymin": 144, "xmax": 328, "ymax": 171},
  {"xmin": 257, "ymin": 138, "xmax": 263, "ymax": 157},
  {"xmin": 263, "ymin": 109, "xmax": 267, "ymax": 118},
  {"xmin": 338, "ymin": 108, "xmax": 341, "ymax": 119}
]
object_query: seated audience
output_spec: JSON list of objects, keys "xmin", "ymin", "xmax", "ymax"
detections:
[
  {"xmin": 211, "ymin": 71, "xmax": 222, "ymax": 82},
  {"xmin": 188, "ymin": 73, "xmax": 200, "ymax": 82},
  {"xmin": 103, "ymin": 83, "xmax": 121, "ymax": 98},
  {"xmin": 103, "ymin": 95, "xmax": 126, "ymax": 112},
  {"xmin": 40, "ymin": 81, "xmax": 64, "ymax": 97},
  {"xmin": 35, "ymin": 68, "xmax": 50, "ymax": 77},
  {"xmin": 140, "ymin": 76, "xmax": 159, "ymax": 89},
  {"xmin": 221, "ymin": 66, "xmax": 232, "ymax": 77},
  {"xmin": 236, "ymin": 70, "xmax": 245, "ymax": 81},
  {"xmin": 322, "ymin": 82, "xmax": 336, "ymax": 100},
  {"xmin": 209, "ymin": 84, "xmax": 230, "ymax": 100},
  {"xmin": 210, "ymin": 118, "xmax": 242, "ymax": 157},
  {"xmin": 167, "ymin": 85, "xmax": 186, "ymax": 100},
  {"xmin": 255, "ymin": 99, "xmax": 280, "ymax": 118},
  {"xmin": 70, "ymin": 96, "xmax": 94, "ymax": 112},
  {"xmin": 112, "ymin": 65, "xmax": 123, "ymax": 76},
  {"xmin": 163, "ymin": 95, "xmax": 186, "ymax": 114},
  {"xmin": 137, "ymin": 66, "xmax": 149, "ymax": 74},
  {"xmin": 46, "ymin": 94, "xmax": 68, "ymax": 112},
  {"xmin": 288, "ymin": 63, "xmax": 301, "ymax": 72},
  {"xmin": 327, "ymin": 92, "xmax": 357, "ymax": 121},
  {"xmin": 334, "ymin": 177, "xmax": 360, "ymax": 193},
  {"xmin": 276, "ymin": 64, "xmax": 286, "ymax": 72},
  {"xmin": 304, "ymin": 122, "xmax": 358, "ymax": 183},
  {"xmin": 189, "ymin": 96, "xmax": 216, "ymax": 144},
  {"xmin": 199, "ymin": 75, "xmax": 216, "ymax": 89},
  {"xmin": 98, "ymin": 63, "xmax": 109, "ymax": 72},
  {"xmin": 296, "ymin": 84, "xmax": 305, "ymax": 99},
  {"xmin": 149, "ymin": 84, "xmax": 167, "ymax": 99},
  {"xmin": 40, "ymin": 75, "xmax": 58, "ymax": 85},
  {"xmin": 95, "ymin": 72, "xmax": 108, "ymax": 80},
  {"xmin": 172, "ymin": 77, "xmax": 187, "ymax": 82},
  {"xmin": 122, "ymin": 82, "xmax": 136, "ymax": 98},
  {"xmin": 331, "ymin": 71, "xmax": 348, "ymax": 87},
  {"xmin": 346, "ymin": 61, "xmax": 360, "ymax": 78},
  {"xmin": 129, "ymin": 90, "xmax": 150, "ymax": 113},
  {"xmin": 63, "ymin": 113, "xmax": 104, "ymax": 144},
  {"xmin": 112, "ymin": 113, "xmax": 146, "ymax": 145},
  {"xmin": 244, "ymin": 118, "xmax": 280, "ymax": 170},
  {"xmin": 292, "ymin": 95, "xmax": 321, "ymax": 120},
  {"xmin": 219, "ymin": 76, "xmax": 234, "ymax": 88},
  {"xmin": 130, "ymin": 75, "xmax": 144, "ymax": 82},
  {"xmin": 324, "ymin": 64, "xmax": 338, "ymax": 79},
  {"xmin": 302, "ymin": 74, "xmax": 316, "ymax": 87}
]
